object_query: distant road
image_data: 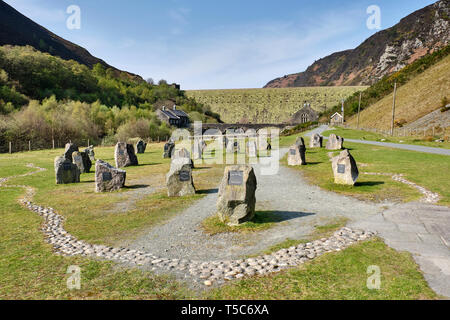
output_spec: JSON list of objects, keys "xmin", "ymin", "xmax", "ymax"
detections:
[{"xmin": 308, "ymin": 125, "xmax": 450, "ymax": 156}]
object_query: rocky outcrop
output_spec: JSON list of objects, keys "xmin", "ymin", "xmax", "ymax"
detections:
[{"xmin": 264, "ymin": 0, "xmax": 450, "ymax": 88}]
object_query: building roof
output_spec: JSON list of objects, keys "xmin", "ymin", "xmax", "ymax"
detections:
[
  {"xmin": 331, "ymin": 112, "xmax": 343, "ymax": 119},
  {"xmin": 158, "ymin": 106, "xmax": 189, "ymax": 120}
]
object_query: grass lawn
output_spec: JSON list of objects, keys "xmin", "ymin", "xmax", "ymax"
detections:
[
  {"xmin": 322, "ymin": 127, "xmax": 450, "ymax": 149},
  {"xmin": 281, "ymin": 132, "xmax": 450, "ymax": 206},
  {"xmin": 206, "ymin": 238, "xmax": 438, "ymax": 300},
  {"xmin": 0, "ymin": 142, "xmax": 442, "ymax": 299}
]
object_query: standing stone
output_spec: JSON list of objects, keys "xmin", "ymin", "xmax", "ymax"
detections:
[
  {"xmin": 84, "ymin": 146, "xmax": 95, "ymax": 162},
  {"xmin": 72, "ymin": 151, "xmax": 92, "ymax": 173},
  {"xmin": 310, "ymin": 133, "xmax": 323, "ymax": 148},
  {"xmin": 217, "ymin": 165, "xmax": 257, "ymax": 226},
  {"xmin": 326, "ymin": 134, "xmax": 344, "ymax": 150},
  {"xmin": 192, "ymin": 140, "xmax": 203, "ymax": 160},
  {"xmin": 226, "ymin": 140, "xmax": 239, "ymax": 153},
  {"xmin": 173, "ymin": 147, "xmax": 194, "ymax": 168},
  {"xmin": 166, "ymin": 158, "xmax": 196, "ymax": 197},
  {"xmin": 136, "ymin": 140, "xmax": 147, "ymax": 154},
  {"xmin": 258, "ymin": 135, "xmax": 268, "ymax": 151},
  {"xmin": 163, "ymin": 142, "xmax": 175, "ymax": 159},
  {"xmin": 64, "ymin": 143, "xmax": 79, "ymax": 162},
  {"xmin": 115, "ymin": 142, "xmax": 138, "ymax": 168},
  {"xmin": 288, "ymin": 143, "xmax": 306, "ymax": 166},
  {"xmin": 95, "ymin": 160, "xmax": 126, "ymax": 192},
  {"xmin": 332, "ymin": 149, "xmax": 359, "ymax": 185},
  {"xmin": 54, "ymin": 156, "xmax": 80, "ymax": 185},
  {"xmin": 247, "ymin": 140, "xmax": 257, "ymax": 158}
]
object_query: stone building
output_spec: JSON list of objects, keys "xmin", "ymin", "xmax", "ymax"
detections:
[
  {"xmin": 156, "ymin": 106, "xmax": 190, "ymax": 128},
  {"xmin": 290, "ymin": 103, "xmax": 319, "ymax": 124},
  {"xmin": 330, "ymin": 112, "xmax": 344, "ymax": 125}
]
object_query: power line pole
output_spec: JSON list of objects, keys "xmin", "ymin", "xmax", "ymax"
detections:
[
  {"xmin": 390, "ymin": 81, "xmax": 397, "ymax": 136},
  {"xmin": 341, "ymin": 99, "xmax": 345, "ymax": 124},
  {"xmin": 357, "ymin": 92, "xmax": 362, "ymax": 130}
]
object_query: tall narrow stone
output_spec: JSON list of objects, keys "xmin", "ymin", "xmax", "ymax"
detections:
[
  {"xmin": 166, "ymin": 158, "xmax": 196, "ymax": 197},
  {"xmin": 326, "ymin": 134, "xmax": 344, "ymax": 150},
  {"xmin": 217, "ymin": 165, "xmax": 257, "ymax": 226},
  {"xmin": 64, "ymin": 143, "xmax": 79, "ymax": 162},
  {"xmin": 115, "ymin": 142, "xmax": 138, "ymax": 168},
  {"xmin": 310, "ymin": 133, "xmax": 323, "ymax": 148},
  {"xmin": 136, "ymin": 140, "xmax": 147, "ymax": 154},
  {"xmin": 332, "ymin": 149, "xmax": 359, "ymax": 185}
]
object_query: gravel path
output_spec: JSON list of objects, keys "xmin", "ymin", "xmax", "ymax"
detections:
[
  {"xmin": 129, "ymin": 149, "xmax": 384, "ymax": 261},
  {"xmin": 316, "ymin": 125, "xmax": 450, "ymax": 156}
]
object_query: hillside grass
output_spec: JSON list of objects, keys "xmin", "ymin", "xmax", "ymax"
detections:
[
  {"xmin": 281, "ymin": 134, "xmax": 450, "ymax": 206},
  {"xmin": 186, "ymin": 87, "xmax": 366, "ymax": 123},
  {"xmin": 345, "ymin": 53, "xmax": 450, "ymax": 130}
]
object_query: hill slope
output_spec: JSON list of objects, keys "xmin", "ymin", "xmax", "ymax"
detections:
[
  {"xmin": 265, "ymin": 0, "xmax": 450, "ymax": 88},
  {"xmin": 0, "ymin": 0, "xmax": 141, "ymax": 81},
  {"xmin": 346, "ymin": 54, "xmax": 450, "ymax": 130},
  {"xmin": 186, "ymin": 87, "xmax": 365, "ymax": 123}
]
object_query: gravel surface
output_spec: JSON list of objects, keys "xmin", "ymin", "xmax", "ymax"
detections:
[{"xmin": 128, "ymin": 148, "xmax": 384, "ymax": 261}]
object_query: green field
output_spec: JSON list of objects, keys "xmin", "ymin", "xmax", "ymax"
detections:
[
  {"xmin": 186, "ymin": 87, "xmax": 366, "ymax": 123},
  {"xmin": 0, "ymin": 138, "xmax": 442, "ymax": 299}
]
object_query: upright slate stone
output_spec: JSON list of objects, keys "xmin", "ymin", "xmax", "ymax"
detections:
[
  {"xmin": 332, "ymin": 149, "xmax": 359, "ymax": 185},
  {"xmin": 95, "ymin": 160, "xmax": 126, "ymax": 192},
  {"xmin": 172, "ymin": 148, "xmax": 194, "ymax": 168},
  {"xmin": 288, "ymin": 143, "xmax": 306, "ymax": 166},
  {"xmin": 54, "ymin": 156, "xmax": 80, "ymax": 185},
  {"xmin": 64, "ymin": 143, "xmax": 79, "ymax": 162},
  {"xmin": 216, "ymin": 165, "xmax": 257, "ymax": 226},
  {"xmin": 226, "ymin": 140, "xmax": 239, "ymax": 153},
  {"xmin": 247, "ymin": 140, "xmax": 257, "ymax": 158},
  {"xmin": 115, "ymin": 142, "xmax": 138, "ymax": 168},
  {"xmin": 326, "ymin": 134, "xmax": 344, "ymax": 150},
  {"xmin": 310, "ymin": 133, "xmax": 323, "ymax": 148},
  {"xmin": 192, "ymin": 140, "xmax": 203, "ymax": 160},
  {"xmin": 84, "ymin": 146, "xmax": 95, "ymax": 162},
  {"xmin": 166, "ymin": 158, "xmax": 196, "ymax": 197},
  {"xmin": 258, "ymin": 134, "xmax": 269, "ymax": 151},
  {"xmin": 163, "ymin": 142, "xmax": 175, "ymax": 159},
  {"xmin": 136, "ymin": 140, "xmax": 147, "ymax": 154},
  {"xmin": 72, "ymin": 151, "xmax": 92, "ymax": 173}
]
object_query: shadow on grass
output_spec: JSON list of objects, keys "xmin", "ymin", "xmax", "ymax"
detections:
[
  {"xmin": 137, "ymin": 163, "xmax": 162, "ymax": 167},
  {"xmin": 354, "ymin": 181, "xmax": 384, "ymax": 187},
  {"xmin": 252, "ymin": 210, "xmax": 315, "ymax": 224},
  {"xmin": 197, "ymin": 188, "xmax": 219, "ymax": 195},
  {"xmin": 125, "ymin": 184, "xmax": 150, "ymax": 190}
]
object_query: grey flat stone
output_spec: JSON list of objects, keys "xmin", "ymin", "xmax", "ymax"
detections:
[{"xmin": 397, "ymin": 223, "xmax": 428, "ymax": 234}]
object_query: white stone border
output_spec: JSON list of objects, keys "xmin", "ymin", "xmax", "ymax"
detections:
[{"xmin": 3, "ymin": 164, "xmax": 376, "ymax": 287}]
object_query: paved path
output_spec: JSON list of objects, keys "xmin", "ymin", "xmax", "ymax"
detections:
[
  {"xmin": 350, "ymin": 203, "xmax": 450, "ymax": 298},
  {"xmin": 313, "ymin": 125, "xmax": 450, "ymax": 156}
]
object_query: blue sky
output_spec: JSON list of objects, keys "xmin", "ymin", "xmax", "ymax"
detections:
[{"xmin": 5, "ymin": 0, "xmax": 437, "ymax": 89}]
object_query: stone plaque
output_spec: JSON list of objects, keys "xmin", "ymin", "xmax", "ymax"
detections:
[
  {"xmin": 63, "ymin": 162, "xmax": 72, "ymax": 171},
  {"xmin": 102, "ymin": 172, "xmax": 112, "ymax": 181},
  {"xmin": 179, "ymin": 170, "xmax": 190, "ymax": 182},
  {"xmin": 290, "ymin": 149, "xmax": 297, "ymax": 156},
  {"xmin": 119, "ymin": 150, "xmax": 124, "ymax": 156},
  {"xmin": 338, "ymin": 164, "xmax": 346, "ymax": 174},
  {"xmin": 228, "ymin": 171, "xmax": 244, "ymax": 186}
]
